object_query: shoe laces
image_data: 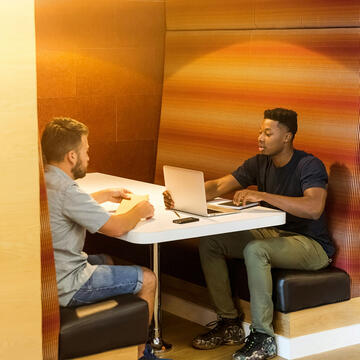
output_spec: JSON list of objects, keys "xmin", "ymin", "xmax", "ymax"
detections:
[
  {"xmin": 200, "ymin": 318, "xmax": 229, "ymax": 339},
  {"xmin": 241, "ymin": 331, "xmax": 265, "ymax": 355},
  {"xmin": 205, "ymin": 319, "xmax": 221, "ymax": 328}
]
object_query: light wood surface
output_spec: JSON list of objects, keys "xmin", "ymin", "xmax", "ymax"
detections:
[
  {"xmin": 288, "ymin": 297, "xmax": 360, "ymax": 337},
  {"xmin": 75, "ymin": 299, "xmax": 118, "ymax": 318},
  {"xmin": 161, "ymin": 312, "xmax": 360, "ymax": 360},
  {"xmin": 73, "ymin": 346, "xmax": 138, "ymax": 360},
  {"xmin": 162, "ymin": 274, "xmax": 360, "ymax": 338},
  {"xmin": 0, "ymin": 1, "xmax": 42, "ymax": 359}
]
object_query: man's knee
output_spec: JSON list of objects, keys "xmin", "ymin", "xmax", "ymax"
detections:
[
  {"xmin": 199, "ymin": 236, "xmax": 223, "ymax": 257},
  {"xmin": 243, "ymin": 240, "xmax": 269, "ymax": 261},
  {"xmin": 141, "ymin": 267, "xmax": 157, "ymax": 292}
]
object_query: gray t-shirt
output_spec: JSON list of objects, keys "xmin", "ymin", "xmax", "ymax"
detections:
[{"xmin": 45, "ymin": 165, "xmax": 110, "ymax": 306}]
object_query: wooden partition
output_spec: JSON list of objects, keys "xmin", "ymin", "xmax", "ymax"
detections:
[
  {"xmin": 156, "ymin": 1, "xmax": 360, "ymax": 296},
  {"xmin": 0, "ymin": 1, "xmax": 42, "ymax": 359},
  {"xmin": 35, "ymin": 0, "xmax": 165, "ymax": 182},
  {"xmin": 166, "ymin": 0, "xmax": 360, "ymax": 30}
]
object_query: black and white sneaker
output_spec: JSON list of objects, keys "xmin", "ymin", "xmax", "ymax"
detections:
[
  {"xmin": 192, "ymin": 317, "xmax": 245, "ymax": 350},
  {"xmin": 232, "ymin": 330, "xmax": 277, "ymax": 360}
]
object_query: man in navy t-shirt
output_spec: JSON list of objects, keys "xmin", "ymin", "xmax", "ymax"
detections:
[{"xmin": 163, "ymin": 108, "xmax": 334, "ymax": 360}]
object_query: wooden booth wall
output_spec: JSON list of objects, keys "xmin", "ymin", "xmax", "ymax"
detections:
[
  {"xmin": 0, "ymin": 1, "xmax": 42, "ymax": 359},
  {"xmin": 35, "ymin": 0, "xmax": 165, "ymax": 182},
  {"xmin": 156, "ymin": 1, "xmax": 360, "ymax": 296}
]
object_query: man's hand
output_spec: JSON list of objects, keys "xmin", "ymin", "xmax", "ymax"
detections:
[
  {"xmin": 91, "ymin": 188, "xmax": 132, "ymax": 204},
  {"xmin": 233, "ymin": 189, "xmax": 264, "ymax": 205},
  {"xmin": 163, "ymin": 190, "xmax": 174, "ymax": 209},
  {"xmin": 133, "ymin": 200, "xmax": 154, "ymax": 220},
  {"xmin": 106, "ymin": 188, "xmax": 132, "ymax": 203},
  {"xmin": 99, "ymin": 199, "xmax": 154, "ymax": 237}
]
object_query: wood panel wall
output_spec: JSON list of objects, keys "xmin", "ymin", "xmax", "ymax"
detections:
[
  {"xmin": 35, "ymin": 0, "xmax": 165, "ymax": 182},
  {"xmin": 156, "ymin": 1, "xmax": 360, "ymax": 296},
  {"xmin": 166, "ymin": 0, "xmax": 360, "ymax": 30},
  {"xmin": 0, "ymin": 1, "xmax": 42, "ymax": 359}
]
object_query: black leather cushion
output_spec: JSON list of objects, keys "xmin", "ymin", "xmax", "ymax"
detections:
[
  {"xmin": 84, "ymin": 233, "xmax": 351, "ymax": 314},
  {"xmin": 272, "ymin": 267, "xmax": 351, "ymax": 313},
  {"xmin": 229, "ymin": 259, "xmax": 351, "ymax": 312},
  {"xmin": 59, "ymin": 294, "xmax": 148, "ymax": 359}
]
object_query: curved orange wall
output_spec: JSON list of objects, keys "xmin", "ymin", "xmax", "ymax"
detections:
[{"xmin": 156, "ymin": 0, "xmax": 360, "ymax": 296}]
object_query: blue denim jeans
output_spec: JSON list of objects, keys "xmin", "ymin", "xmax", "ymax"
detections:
[{"xmin": 68, "ymin": 254, "xmax": 143, "ymax": 307}]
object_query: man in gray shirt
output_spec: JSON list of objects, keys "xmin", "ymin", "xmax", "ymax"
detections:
[{"xmin": 42, "ymin": 118, "xmax": 170, "ymax": 360}]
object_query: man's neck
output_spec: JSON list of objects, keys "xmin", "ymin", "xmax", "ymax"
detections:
[
  {"xmin": 271, "ymin": 147, "xmax": 294, "ymax": 168},
  {"xmin": 48, "ymin": 162, "xmax": 74, "ymax": 180}
]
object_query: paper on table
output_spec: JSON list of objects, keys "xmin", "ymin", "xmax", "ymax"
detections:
[{"xmin": 115, "ymin": 194, "xmax": 149, "ymax": 215}]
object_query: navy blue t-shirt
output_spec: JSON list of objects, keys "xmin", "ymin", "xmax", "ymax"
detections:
[{"xmin": 232, "ymin": 149, "xmax": 335, "ymax": 257}]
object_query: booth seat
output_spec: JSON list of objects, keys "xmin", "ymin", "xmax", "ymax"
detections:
[
  {"xmin": 161, "ymin": 238, "xmax": 351, "ymax": 313},
  {"xmin": 58, "ymin": 294, "xmax": 148, "ymax": 359},
  {"xmin": 84, "ymin": 233, "xmax": 351, "ymax": 315}
]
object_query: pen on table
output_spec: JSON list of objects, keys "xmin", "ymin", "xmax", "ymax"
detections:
[{"xmin": 173, "ymin": 210, "xmax": 181, "ymax": 218}]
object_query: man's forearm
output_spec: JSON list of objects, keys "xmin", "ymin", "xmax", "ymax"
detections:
[
  {"xmin": 261, "ymin": 191, "xmax": 325, "ymax": 220},
  {"xmin": 205, "ymin": 180, "xmax": 220, "ymax": 200},
  {"xmin": 100, "ymin": 207, "xmax": 142, "ymax": 237},
  {"xmin": 90, "ymin": 189, "xmax": 108, "ymax": 204},
  {"xmin": 205, "ymin": 174, "xmax": 242, "ymax": 201}
]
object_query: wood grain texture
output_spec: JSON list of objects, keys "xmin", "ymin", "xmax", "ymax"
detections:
[
  {"xmin": 288, "ymin": 297, "xmax": 360, "ymax": 338},
  {"xmin": 0, "ymin": 1, "xmax": 42, "ymax": 359},
  {"xmin": 166, "ymin": 0, "xmax": 360, "ymax": 30},
  {"xmin": 35, "ymin": 0, "xmax": 165, "ymax": 182},
  {"xmin": 166, "ymin": 0, "xmax": 255, "ymax": 30},
  {"xmin": 73, "ymin": 346, "xmax": 138, "ymax": 360},
  {"xmin": 87, "ymin": 140, "xmax": 157, "ymax": 182},
  {"xmin": 40, "ymin": 143, "xmax": 60, "ymax": 360}
]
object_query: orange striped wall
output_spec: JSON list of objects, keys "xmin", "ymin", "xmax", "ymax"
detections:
[
  {"xmin": 156, "ymin": 1, "xmax": 360, "ymax": 296},
  {"xmin": 166, "ymin": 0, "xmax": 359, "ymax": 30},
  {"xmin": 157, "ymin": 29, "xmax": 359, "ymax": 179}
]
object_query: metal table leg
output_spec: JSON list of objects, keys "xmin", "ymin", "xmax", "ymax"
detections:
[{"xmin": 149, "ymin": 242, "xmax": 172, "ymax": 353}]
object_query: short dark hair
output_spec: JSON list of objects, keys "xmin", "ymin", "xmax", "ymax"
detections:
[
  {"xmin": 264, "ymin": 108, "xmax": 298, "ymax": 138},
  {"xmin": 41, "ymin": 117, "xmax": 88, "ymax": 163}
]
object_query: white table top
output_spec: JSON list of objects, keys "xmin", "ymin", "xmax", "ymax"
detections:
[{"xmin": 77, "ymin": 173, "xmax": 286, "ymax": 244}]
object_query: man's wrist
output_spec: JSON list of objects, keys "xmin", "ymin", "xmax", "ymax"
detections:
[
  {"xmin": 105, "ymin": 189, "xmax": 111, "ymax": 202},
  {"xmin": 130, "ymin": 204, "xmax": 143, "ymax": 221}
]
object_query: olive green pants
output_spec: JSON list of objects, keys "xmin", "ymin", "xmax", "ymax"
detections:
[{"xmin": 199, "ymin": 227, "xmax": 330, "ymax": 336}]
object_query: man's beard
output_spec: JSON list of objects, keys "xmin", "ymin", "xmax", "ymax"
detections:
[{"xmin": 71, "ymin": 158, "xmax": 87, "ymax": 179}]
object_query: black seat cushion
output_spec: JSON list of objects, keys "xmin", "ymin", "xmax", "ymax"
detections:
[
  {"xmin": 229, "ymin": 259, "xmax": 351, "ymax": 312},
  {"xmin": 271, "ymin": 267, "xmax": 351, "ymax": 313},
  {"xmin": 59, "ymin": 294, "xmax": 148, "ymax": 359},
  {"xmin": 84, "ymin": 233, "xmax": 351, "ymax": 314}
]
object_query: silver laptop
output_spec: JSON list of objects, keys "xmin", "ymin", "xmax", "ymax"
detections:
[{"xmin": 163, "ymin": 165, "xmax": 257, "ymax": 217}]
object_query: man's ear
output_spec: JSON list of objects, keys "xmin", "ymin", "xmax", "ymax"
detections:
[
  {"xmin": 285, "ymin": 132, "xmax": 292, "ymax": 143},
  {"xmin": 66, "ymin": 150, "xmax": 77, "ymax": 166}
]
